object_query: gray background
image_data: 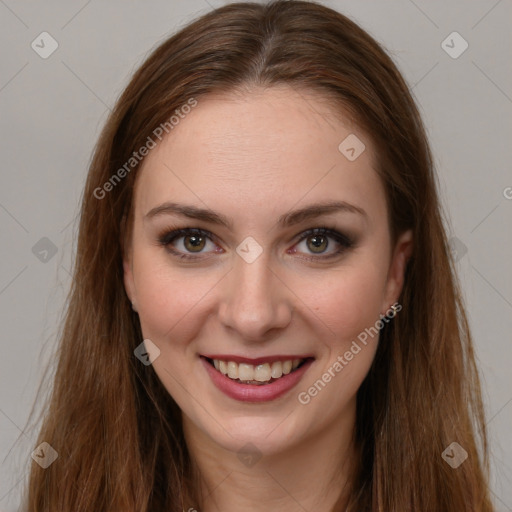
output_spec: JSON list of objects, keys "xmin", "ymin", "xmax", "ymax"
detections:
[{"xmin": 1, "ymin": 0, "xmax": 511, "ymax": 510}]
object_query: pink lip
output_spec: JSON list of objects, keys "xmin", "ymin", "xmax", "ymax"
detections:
[{"xmin": 201, "ymin": 356, "xmax": 314, "ymax": 403}]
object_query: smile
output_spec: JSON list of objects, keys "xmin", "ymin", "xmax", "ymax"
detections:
[
  {"xmin": 200, "ymin": 355, "xmax": 315, "ymax": 402},
  {"xmin": 211, "ymin": 358, "xmax": 304, "ymax": 384}
]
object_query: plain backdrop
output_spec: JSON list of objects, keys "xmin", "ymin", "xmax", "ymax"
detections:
[{"xmin": 1, "ymin": 0, "xmax": 511, "ymax": 510}]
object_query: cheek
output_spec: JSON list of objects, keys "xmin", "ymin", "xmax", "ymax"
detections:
[
  {"xmin": 131, "ymin": 249, "xmax": 209, "ymax": 342},
  {"xmin": 306, "ymin": 267, "xmax": 387, "ymax": 402},
  {"xmin": 307, "ymin": 260, "xmax": 388, "ymax": 343}
]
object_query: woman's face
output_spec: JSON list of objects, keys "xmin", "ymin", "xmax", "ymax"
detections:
[{"xmin": 123, "ymin": 86, "xmax": 412, "ymax": 456}]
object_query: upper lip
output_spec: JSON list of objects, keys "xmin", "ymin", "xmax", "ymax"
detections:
[{"xmin": 201, "ymin": 354, "xmax": 314, "ymax": 365}]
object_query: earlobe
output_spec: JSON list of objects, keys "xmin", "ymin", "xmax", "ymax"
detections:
[{"xmin": 382, "ymin": 229, "xmax": 413, "ymax": 312}]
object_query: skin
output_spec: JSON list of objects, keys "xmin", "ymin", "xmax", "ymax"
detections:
[{"xmin": 123, "ymin": 85, "xmax": 413, "ymax": 512}]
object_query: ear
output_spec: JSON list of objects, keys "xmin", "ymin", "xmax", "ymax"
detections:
[
  {"xmin": 381, "ymin": 229, "xmax": 413, "ymax": 313},
  {"xmin": 121, "ymin": 214, "xmax": 137, "ymax": 308},
  {"xmin": 123, "ymin": 252, "xmax": 137, "ymax": 309}
]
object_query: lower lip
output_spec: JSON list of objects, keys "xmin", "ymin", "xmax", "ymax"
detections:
[{"xmin": 201, "ymin": 357, "xmax": 314, "ymax": 403}]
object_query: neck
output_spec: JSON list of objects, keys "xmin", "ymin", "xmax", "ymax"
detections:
[{"xmin": 182, "ymin": 404, "xmax": 358, "ymax": 512}]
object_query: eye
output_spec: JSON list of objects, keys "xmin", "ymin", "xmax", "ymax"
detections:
[
  {"xmin": 291, "ymin": 227, "xmax": 353, "ymax": 260},
  {"xmin": 158, "ymin": 226, "xmax": 354, "ymax": 261},
  {"xmin": 158, "ymin": 228, "xmax": 221, "ymax": 259}
]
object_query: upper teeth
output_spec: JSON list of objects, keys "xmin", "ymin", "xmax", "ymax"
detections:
[{"xmin": 213, "ymin": 359, "xmax": 302, "ymax": 382}]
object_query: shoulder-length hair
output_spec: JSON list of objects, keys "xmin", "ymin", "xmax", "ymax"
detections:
[{"xmin": 23, "ymin": 1, "xmax": 493, "ymax": 510}]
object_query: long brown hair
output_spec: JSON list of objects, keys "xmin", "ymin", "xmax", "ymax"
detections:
[{"xmin": 22, "ymin": 1, "xmax": 494, "ymax": 510}]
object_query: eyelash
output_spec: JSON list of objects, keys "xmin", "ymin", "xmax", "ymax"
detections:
[{"xmin": 157, "ymin": 226, "xmax": 354, "ymax": 262}]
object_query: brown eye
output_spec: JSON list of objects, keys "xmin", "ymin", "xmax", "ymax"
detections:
[
  {"xmin": 183, "ymin": 234, "xmax": 206, "ymax": 252},
  {"xmin": 293, "ymin": 227, "xmax": 354, "ymax": 260},
  {"xmin": 158, "ymin": 228, "xmax": 219, "ymax": 259},
  {"xmin": 306, "ymin": 234, "xmax": 328, "ymax": 253}
]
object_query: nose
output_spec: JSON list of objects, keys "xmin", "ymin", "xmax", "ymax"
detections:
[{"xmin": 217, "ymin": 251, "xmax": 293, "ymax": 343}]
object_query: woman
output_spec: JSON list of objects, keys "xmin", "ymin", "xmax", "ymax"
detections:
[{"xmin": 23, "ymin": 1, "xmax": 494, "ymax": 510}]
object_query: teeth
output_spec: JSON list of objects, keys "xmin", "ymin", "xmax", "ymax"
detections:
[
  {"xmin": 238, "ymin": 363, "xmax": 254, "ymax": 381},
  {"xmin": 270, "ymin": 361, "xmax": 283, "ymax": 379},
  {"xmin": 282, "ymin": 360, "xmax": 293, "ymax": 375},
  {"xmin": 211, "ymin": 358, "xmax": 305, "ymax": 383},
  {"xmin": 227, "ymin": 361, "xmax": 238, "ymax": 379},
  {"xmin": 255, "ymin": 363, "xmax": 271, "ymax": 382}
]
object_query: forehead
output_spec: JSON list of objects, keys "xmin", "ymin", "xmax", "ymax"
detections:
[{"xmin": 133, "ymin": 86, "xmax": 385, "ymax": 223}]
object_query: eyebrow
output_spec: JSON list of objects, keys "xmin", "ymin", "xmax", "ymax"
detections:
[{"xmin": 144, "ymin": 200, "xmax": 367, "ymax": 229}]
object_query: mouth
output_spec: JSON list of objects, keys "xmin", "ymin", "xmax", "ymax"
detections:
[
  {"xmin": 200, "ymin": 355, "xmax": 315, "ymax": 402},
  {"xmin": 203, "ymin": 356, "xmax": 311, "ymax": 385}
]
